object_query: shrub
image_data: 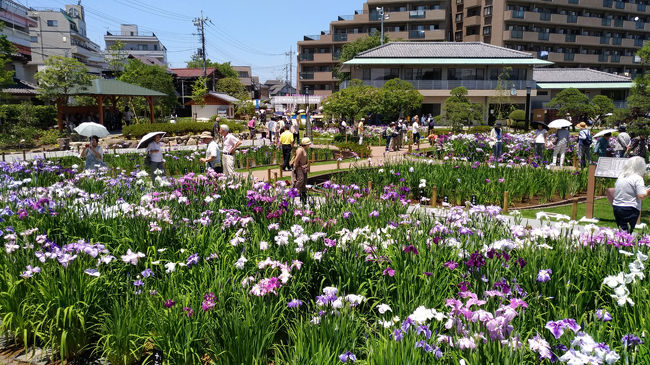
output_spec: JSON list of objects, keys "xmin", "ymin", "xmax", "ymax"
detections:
[
  {"xmin": 38, "ymin": 129, "xmax": 64, "ymax": 146},
  {"xmin": 334, "ymin": 142, "xmax": 372, "ymax": 158},
  {"xmin": 509, "ymin": 109, "xmax": 525, "ymax": 121},
  {"xmin": 0, "ymin": 104, "xmax": 57, "ymax": 132},
  {"xmin": 122, "ymin": 122, "xmax": 212, "ymax": 139},
  {"xmin": 468, "ymin": 126, "xmax": 492, "ymax": 134}
]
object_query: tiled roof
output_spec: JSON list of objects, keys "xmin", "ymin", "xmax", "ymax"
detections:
[
  {"xmin": 169, "ymin": 68, "xmax": 217, "ymax": 78},
  {"xmin": 356, "ymin": 42, "xmax": 535, "ymax": 59},
  {"xmin": 208, "ymin": 92, "xmax": 239, "ymax": 103},
  {"xmin": 70, "ymin": 79, "xmax": 167, "ymax": 96},
  {"xmin": 1, "ymin": 79, "xmax": 38, "ymax": 95},
  {"xmin": 533, "ymin": 68, "xmax": 632, "ymax": 83}
]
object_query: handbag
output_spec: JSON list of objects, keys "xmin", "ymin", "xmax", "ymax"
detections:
[{"xmin": 144, "ymin": 154, "xmax": 151, "ymax": 166}]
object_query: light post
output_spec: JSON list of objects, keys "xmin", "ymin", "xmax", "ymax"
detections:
[
  {"xmin": 305, "ymin": 87, "xmax": 312, "ymax": 139},
  {"xmin": 376, "ymin": 7, "xmax": 389, "ymax": 45},
  {"xmin": 525, "ymin": 86, "xmax": 532, "ymax": 130}
]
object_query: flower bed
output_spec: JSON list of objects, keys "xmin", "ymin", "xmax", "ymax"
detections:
[{"xmin": 0, "ymin": 161, "xmax": 648, "ymax": 364}]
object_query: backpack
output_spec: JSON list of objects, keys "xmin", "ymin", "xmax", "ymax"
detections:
[
  {"xmin": 382, "ymin": 128, "xmax": 387, "ymax": 138},
  {"xmin": 585, "ymin": 133, "xmax": 593, "ymax": 146}
]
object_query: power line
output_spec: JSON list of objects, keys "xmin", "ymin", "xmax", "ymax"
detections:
[{"xmin": 205, "ymin": 23, "xmax": 285, "ymax": 57}]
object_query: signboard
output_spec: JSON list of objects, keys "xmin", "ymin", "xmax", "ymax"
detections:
[{"xmin": 595, "ymin": 157, "xmax": 629, "ymax": 178}]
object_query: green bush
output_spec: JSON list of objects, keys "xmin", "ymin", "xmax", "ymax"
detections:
[
  {"xmin": 334, "ymin": 142, "xmax": 372, "ymax": 158},
  {"xmin": 467, "ymin": 126, "xmax": 492, "ymax": 134},
  {"xmin": 38, "ymin": 129, "xmax": 64, "ymax": 146},
  {"xmin": 509, "ymin": 109, "xmax": 525, "ymax": 121},
  {"xmin": 122, "ymin": 122, "xmax": 212, "ymax": 139},
  {"xmin": 0, "ymin": 104, "xmax": 57, "ymax": 132}
]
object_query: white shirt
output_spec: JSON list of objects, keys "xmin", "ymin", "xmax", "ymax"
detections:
[
  {"xmin": 412, "ymin": 122, "xmax": 419, "ymax": 134},
  {"xmin": 206, "ymin": 140, "xmax": 220, "ymax": 165},
  {"xmin": 222, "ymin": 133, "xmax": 239, "ymax": 154},
  {"xmin": 535, "ymin": 129, "xmax": 546, "ymax": 144},
  {"xmin": 266, "ymin": 121, "xmax": 276, "ymax": 132},
  {"xmin": 613, "ymin": 174, "xmax": 646, "ymax": 211},
  {"xmin": 146, "ymin": 141, "xmax": 163, "ymax": 162}
]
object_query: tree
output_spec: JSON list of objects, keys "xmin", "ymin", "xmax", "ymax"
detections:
[
  {"xmin": 440, "ymin": 86, "xmax": 485, "ymax": 132},
  {"xmin": 591, "ymin": 95, "xmax": 614, "ymax": 123},
  {"xmin": 191, "ymin": 77, "xmax": 208, "ymax": 106},
  {"xmin": 119, "ymin": 58, "xmax": 177, "ymax": 119},
  {"xmin": 185, "ymin": 56, "xmax": 238, "ymax": 78},
  {"xmin": 35, "ymin": 56, "xmax": 93, "ymax": 128},
  {"xmin": 546, "ymin": 88, "xmax": 594, "ymax": 120},
  {"xmin": 0, "ymin": 23, "xmax": 17, "ymax": 87},
  {"xmin": 487, "ymin": 67, "xmax": 514, "ymax": 122},
  {"xmin": 105, "ymin": 40, "xmax": 128, "ymax": 76},
  {"xmin": 322, "ymin": 79, "xmax": 380, "ymax": 122},
  {"xmin": 626, "ymin": 43, "xmax": 650, "ymax": 135},
  {"xmin": 378, "ymin": 78, "xmax": 423, "ymax": 121},
  {"xmin": 335, "ymin": 34, "xmax": 388, "ymax": 81},
  {"xmin": 215, "ymin": 77, "xmax": 249, "ymax": 100}
]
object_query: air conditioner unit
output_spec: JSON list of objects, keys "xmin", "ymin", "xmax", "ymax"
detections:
[{"xmin": 623, "ymin": 72, "xmax": 630, "ymax": 77}]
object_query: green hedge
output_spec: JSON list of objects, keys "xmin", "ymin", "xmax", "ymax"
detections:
[
  {"xmin": 0, "ymin": 104, "xmax": 57, "ymax": 132},
  {"xmin": 122, "ymin": 119, "xmax": 246, "ymax": 139},
  {"xmin": 467, "ymin": 126, "xmax": 492, "ymax": 134},
  {"xmin": 334, "ymin": 142, "xmax": 372, "ymax": 158}
]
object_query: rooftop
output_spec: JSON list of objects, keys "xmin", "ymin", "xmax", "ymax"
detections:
[
  {"xmin": 169, "ymin": 68, "xmax": 217, "ymax": 78},
  {"xmin": 70, "ymin": 79, "xmax": 167, "ymax": 97},
  {"xmin": 356, "ymin": 42, "xmax": 536, "ymax": 59},
  {"xmin": 532, "ymin": 68, "xmax": 632, "ymax": 83}
]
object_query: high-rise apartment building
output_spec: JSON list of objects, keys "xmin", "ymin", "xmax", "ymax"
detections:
[
  {"xmin": 298, "ymin": 0, "xmax": 649, "ymax": 96},
  {"xmin": 1, "ymin": 0, "xmax": 37, "ymax": 81},
  {"xmin": 104, "ymin": 24, "xmax": 168, "ymax": 66},
  {"xmin": 297, "ymin": 0, "xmax": 450, "ymax": 96},
  {"xmin": 450, "ymin": 0, "xmax": 649, "ymax": 77},
  {"xmin": 29, "ymin": 4, "xmax": 104, "ymax": 75}
]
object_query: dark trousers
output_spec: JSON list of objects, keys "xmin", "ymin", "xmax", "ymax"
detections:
[
  {"xmin": 493, "ymin": 142, "xmax": 503, "ymax": 160},
  {"xmin": 385, "ymin": 136, "xmax": 392, "ymax": 150},
  {"xmin": 282, "ymin": 144, "xmax": 292, "ymax": 170},
  {"xmin": 293, "ymin": 132, "xmax": 299, "ymax": 144},
  {"xmin": 613, "ymin": 205, "xmax": 640, "ymax": 234}
]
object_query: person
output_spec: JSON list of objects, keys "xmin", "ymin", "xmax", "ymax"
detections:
[
  {"xmin": 614, "ymin": 125, "xmax": 631, "ymax": 158},
  {"xmin": 552, "ymin": 126, "xmax": 570, "ymax": 166},
  {"xmin": 292, "ymin": 137, "xmax": 311, "ymax": 204},
  {"xmin": 248, "ymin": 116, "xmax": 256, "ymax": 140},
  {"xmin": 340, "ymin": 120, "xmax": 347, "ymax": 136},
  {"xmin": 124, "ymin": 108, "xmax": 133, "ymax": 126},
  {"xmin": 219, "ymin": 124, "xmax": 241, "ymax": 177},
  {"xmin": 628, "ymin": 134, "xmax": 648, "ymax": 161},
  {"xmin": 199, "ymin": 131, "xmax": 222, "ymax": 174},
  {"xmin": 394, "ymin": 120, "xmax": 403, "ymax": 150},
  {"xmin": 427, "ymin": 114, "xmax": 435, "ymax": 136},
  {"xmin": 534, "ymin": 123, "xmax": 547, "ymax": 158},
  {"xmin": 212, "ymin": 117, "xmax": 221, "ymax": 138},
  {"xmin": 266, "ymin": 118, "xmax": 277, "ymax": 144},
  {"xmin": 146, "ymin": 134, "xmax": 165, "ymax": 178},
  {"xmin": 400, "ymin": 119, "xmax": 408, "ymax": 148},
  {"xmin": 412, "ymin": 118, "xmax": 420, "ymax": 147},
  {"xmin": 291, "ymin": 117, "xmax": 300, "ymax": 145},
  {"xmin": 279, "ymin": 126, "xmax": 294, "ymax": 171},
  {"xmin": 489, "ymin": 122, "xmax": 504, "ymax": 160},
  {"xmin": 357, "ymin": 118, "xmax": 365, "ymax": 145},
  {"xmin": 612, "ymin": 156, "xmax": 650, "ymax": 233},
  {"xmin": 80, "ymin": 136, "xmax": 106, "ymax": 170},
  {"xmin": 594, "ymin": 132, "xmax": 611, "ymax": 158},
  {"xmin": 577, "ymin": 122, "xmax": 592, "ymax": 168},
  {"xmin": 385, "ymin": 123, "xmax": 394, "ymax": 152}
]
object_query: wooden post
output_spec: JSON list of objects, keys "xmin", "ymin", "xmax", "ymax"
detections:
[
  {"xmin": 43, "ymin": 152, "xmax": 46, "ymax": 159},
  {"xmin": 432, "ymin": 187, "xmax": 437, "ymax": 207},
  {"xmin": 56, "ymin": 98, "xmax": 63, "ymax": 131},
  {"xmin": 417, "ymin": 139, "xmax": 420, "ymax": 151},
  {"xmin": 337, "ymin": 160, "xmax": 341, "ymax": 170},
  {"xmin": 148, "ymin": 96, "xmax": 155, "ymax": 124},
  {"xmin": 267, "ymin": 168, "xmax": 271, "ymax": 182},
  {"xmin": 585, "ymin": 165, "xmax": 596, "ymax": 219},
  {"xmin": 22, "ymin": 149, "xmax": 26, "ymax": 160},
  {"xmin": 311, "ymin": 151, "xmax": 315, "ymax": 163},
  {"xmin": 503, "ymin": 191, "xmax": 509, "ymax": 213},
  {"xmin": 246, "ymin": 158, "xmax": 250, "ymax": 171},
  {"xmin": 573, "ymin": 154, "xmax": 578, "ymax": 168},
  {"xmin": 368, "ymin": 181, "xmax": 372, "ymax": 191},
  {"xmin": 2, "ymin": 153, "xmax": 5, "ymax": 162},
  {"xmin": 571, "ymin": 198, "xmax": 579, "ymax": 221},
  {"xmin": 273, "ymin": 172, "xmax": 278, "ymax": 183},
  {"xmin": 98, "ymin": 95, "xmax": 104, "ymax": 126},
  {"xmin": 345, "ymin": 134, "xmax": 348, "ymax": 143},
  {"xmin": 279, "ymin": 168, "xmax": 283, "ymax": 178}
]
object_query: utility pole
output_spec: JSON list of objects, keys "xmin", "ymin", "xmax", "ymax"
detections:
[
  {"xmin": 377, "ymin": 7, "xmax": 385, "ymax": 45},
  {"xmin": 193, "ymin": 11, "xmax": 209, "ymax": 77},
  {"xmin": 285, "ymin": 47, "xmax": 293, "ymax": 90}
]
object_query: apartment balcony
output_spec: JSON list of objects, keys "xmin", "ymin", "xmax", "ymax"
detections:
[
  {"xmin": 341, "ymin": 79, "xmax": 535, "ymax": 90},
  {"xmin": 463, "ymin": 16, "xmax": 482, "ymax": 27},
  {"xmin": 1, "ymin": 26, "xmax": 31, "ymax": 47},
  {"xmin": 547, "ymin": 52, "xmax": 638, "ymax": 65},
  {"xmin": 463, "ymin": 0, "xmax": 482, "ymax": 7},
  {"xmin": 314, "ymin": 71, "xmax": 335, "ymax": 81},
  {"xmin": 299, "ymin": 72, "xmax": 314, "ymax": 80}
]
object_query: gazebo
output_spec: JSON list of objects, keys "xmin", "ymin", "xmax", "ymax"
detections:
[{"xmin": 59, "ymin": 79, "xmax": 167, "ymax": 131}]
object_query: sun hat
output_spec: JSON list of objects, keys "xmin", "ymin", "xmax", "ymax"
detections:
[
  {"xmin": 199, "ymin": 131, "xmax": 213, "ymax": 139},
  {"xmin": 577, "ymin": 122, "xmax": 587, "ymax": 129},
  {"xmin": 300, "ymin": 137, "xmax": 312, "ymax": 146}
]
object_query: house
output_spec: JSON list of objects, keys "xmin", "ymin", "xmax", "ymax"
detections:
[
  {"xmin": 263, "ymin": 80, "xmax": 297, "ymax": 99},
  {"xmin": 104, "ymin": 24, "xmax": 167, "ymax": 66},
  {"xmin": 185, "ymin": 92, "xmax": 239, "ymax": 120},
  {"xmin": 169, "ymin": 67, "xmax": 223, "ymax": 115},
  {"xmin": 233, "ymin": 65, "xmax": 260, "ymax": 99}
]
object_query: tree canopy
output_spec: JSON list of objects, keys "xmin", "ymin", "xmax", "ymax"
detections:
[
  {"xmin": 119, "ymin": 58, "xmax": 177, "ymax": 117},
  {"xmin": 105, "ymin": 40, "xmax": 128, "ymax": 75},
  {"xmin": 322, "ymin": 79, "xmax": 380, "ymax": 122},
  {"xmin": 35, "ymin": 56, "xmax": 93, "ymax": 103},
  {"xmin": 215, "ymin": 77, "xmax": 249, "ymax": 100},
  {"xmin": 546, "ymin": 88, "xmax": 594, "ymax": 119},
  {"xmin": 626, "ymin": 42, "xmax": 650, "ymax": 135},
  {"xmin": 0, "ymin": 24, "xmax": 16, "ymax": 87},
  {"xmin": 378, "ymin": 78, "xmax": 423, "ymax": 121},
  {"xmin": 191, "ymin": 77, "xmax": 208, "ymax": 106},
  {"xmin": 440, "ymin": 86, "xmax": 485, "ymax": 132},
  {"xmin": 591, "ymin": 95, "xmax": 614, "ymax": 120},
  {"xmin": 186, "ymin": 56, "xmax": 239, "ymax": 78}
]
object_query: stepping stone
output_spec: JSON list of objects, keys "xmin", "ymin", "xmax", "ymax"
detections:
[{"xmin": 13, "ymin": 347, "xmax": 51, "ymax": 365}]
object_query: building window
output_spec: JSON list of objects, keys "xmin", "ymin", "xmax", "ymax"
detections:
[
  {"xmin": 384, "ymin": 68, "xmax": 400, "ymax": 81},
  {"xmin": 30, "ymin": 36, "xmax": 38, "ymax": 43},
  {"xmin": 154, "ymin": 45, "xmax": 158, "ymax": 51},
  {"xmin": 484, "ymin": 6, "xmax": 492, "ymax": 16},
  {"xmin": 455, "ymin": 14, "xmax": 463, "ymax": 22},
  {"xmin": 46, "ymin": 20, "xmax": 57, "ymax": 27},
  {"xmin": 483, "ymin": 26, "xmax": 492, "ymax": 36},
  {"xmin": 448, "ymin": 68, "xmax": 485, "ymax": 80},
  {"xmin": 455, "ymin": 31, "xmax": 463, "ymax": 41},
  {"xmin": 467, "ymin": 7, "xmax": 481, "ymax": 17},
  {"xmin": 404, "ymin": 68, "xmax": 414, "ymax": 80},
  {"xmin": 138, "ymin": 44, "xmax": 148, "ymax": 50}
]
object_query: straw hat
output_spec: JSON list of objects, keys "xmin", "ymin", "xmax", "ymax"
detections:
[
  {"xmin": 577, "ymin": 122, "xmax": 587, "ymax": 129},
  {"xmin": 300, "ymin": 137, "xmax": 312, "ymax": 146},
  {"xmin": 200, "ymin": 131, "xmax": 213, "ymax": 139}
]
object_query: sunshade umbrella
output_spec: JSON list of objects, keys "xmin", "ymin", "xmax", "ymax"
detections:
[
  {"xmin": 74, "ymin": 122, "xmax": 109, "ymax": 138},
  {"xmin": 593, "ymin": 129, "xmax": 617, "ymax": 138},
  {"xmin": 297, "ymin": 109, "xmax": 305, "ymax": 113},
  {"xmin": 532, "ymin": 121, "xmax": 550, "ymax": 130},
  {"xmin": 548, "ymin": 119, "xmax": 572, "ymax": 129},
  {"xmin": 136, "ymin": 131, "xmax": 166, "ymax": 149}
]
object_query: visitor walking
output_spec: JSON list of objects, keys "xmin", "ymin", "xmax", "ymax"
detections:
[
  {"xmin": 552, "ymin": 127, "xmax": 570, "ymax": 166},
  {"xmin": 80, "ymin": 136, "xmax": 106, "ymax": 170},
  {"xmin": 628, "ymin": 134, "xmax": 648, "ymax": 161},
  {"xmin": 385, "ymin": 123, "xmax": 394, "ymax": 152},
  {"xmin": 534, "ymin": 123, "xmax": 547, "ymax": 158},
  {"xmin": 614, "ymin": 125, "xmax": 631, "ymax": 158},
  {"xmin": 219, "ymin": 124, "xmax": 241, "ymax": 177},
  {"xmin": 577, "ymin": 122, "xmax": 592, "ymax": 168},
  {"xmin": 489, "ymin": 122, "xmax": 503, "ymax": 160},
  {"xmin": 291, "ymin": 118, "xmax": 300, "ymax": 145},
  {"xmin": 266, "ymin": 118, "xmax": 277, "ymax": 144},
  {"xmin": 394, "ymin": 120, "xmax": 403, "ymax": 150},
  {"xmin": 146, "ymin": 134, "xmax": 165, "ymax": 178},
  {"xmin": 212, "ymin": 117, "xmax": 221, "ymax": 138},
  {"xmin": 199, "ymin": 131, "xmax": 222, "ymax": 174},
  {"xmin": 248, "ymin": 117, "xmax": 257, "ymax": 140},
  {"xmin": 427, "ymin": 114, "xmax": 435, "ymax": 136},
  {"xmin": 358, "ymin": 118, "xmax": 365, "ymax": 145},
  {"xmin": 594, "ymin": 132, "xmax": 612, "ymax": 158},
  {"xmin": 292, "ymin": 137, "xmax": 311, "ymax": 204},
  {"xmin": 279, "ymin": 126, "xmax": 294, "ymax": 171},
  {"xmin": 612, "ymin": 156, "xmax": 650, "ymax": 233},
  {"xmin": 412, "ymin": 118, "xmax": 420, "ymax": 147}
]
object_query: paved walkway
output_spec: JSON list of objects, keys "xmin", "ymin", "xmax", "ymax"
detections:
[{"xmin": 242, "ymin": 142, "xmax": 431, "ymax": 181}]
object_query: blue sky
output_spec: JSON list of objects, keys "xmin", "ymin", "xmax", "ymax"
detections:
[{"xmin": 25, "ymin": 0, "xmax": 356, "ymax": 84}]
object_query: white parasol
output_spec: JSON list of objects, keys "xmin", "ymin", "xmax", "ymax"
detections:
[
  {"xmin": 136, "ymin": 131, "xmax": 166, "ymax": 149},
  {"xmin": 548, "ymin": 119, "xmax": 572, "ymax": 129},
  {"xmin": 74, "ymin": 122, "xmax": 109, "ymax": 138},
  {"xmin": 593, "ymin": 129, "xmax": 617, "ymax": 138}
]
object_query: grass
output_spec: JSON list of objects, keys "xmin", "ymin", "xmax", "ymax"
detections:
[{"xmin": 519, "ymin": 197, "xmax": 650, "ymax": 228}]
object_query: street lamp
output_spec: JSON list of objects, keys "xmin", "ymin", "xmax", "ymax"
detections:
[
  {"xmin": 305, "ymin": 87, "xmax": 312, "ymax": 139},
  {"xmin": 376, "ymin": 7, "xmax": 390, "ymax": 45},
  {"xmin": 525, "ymin": 86, "xmax": 532, "ymax": 130}
]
